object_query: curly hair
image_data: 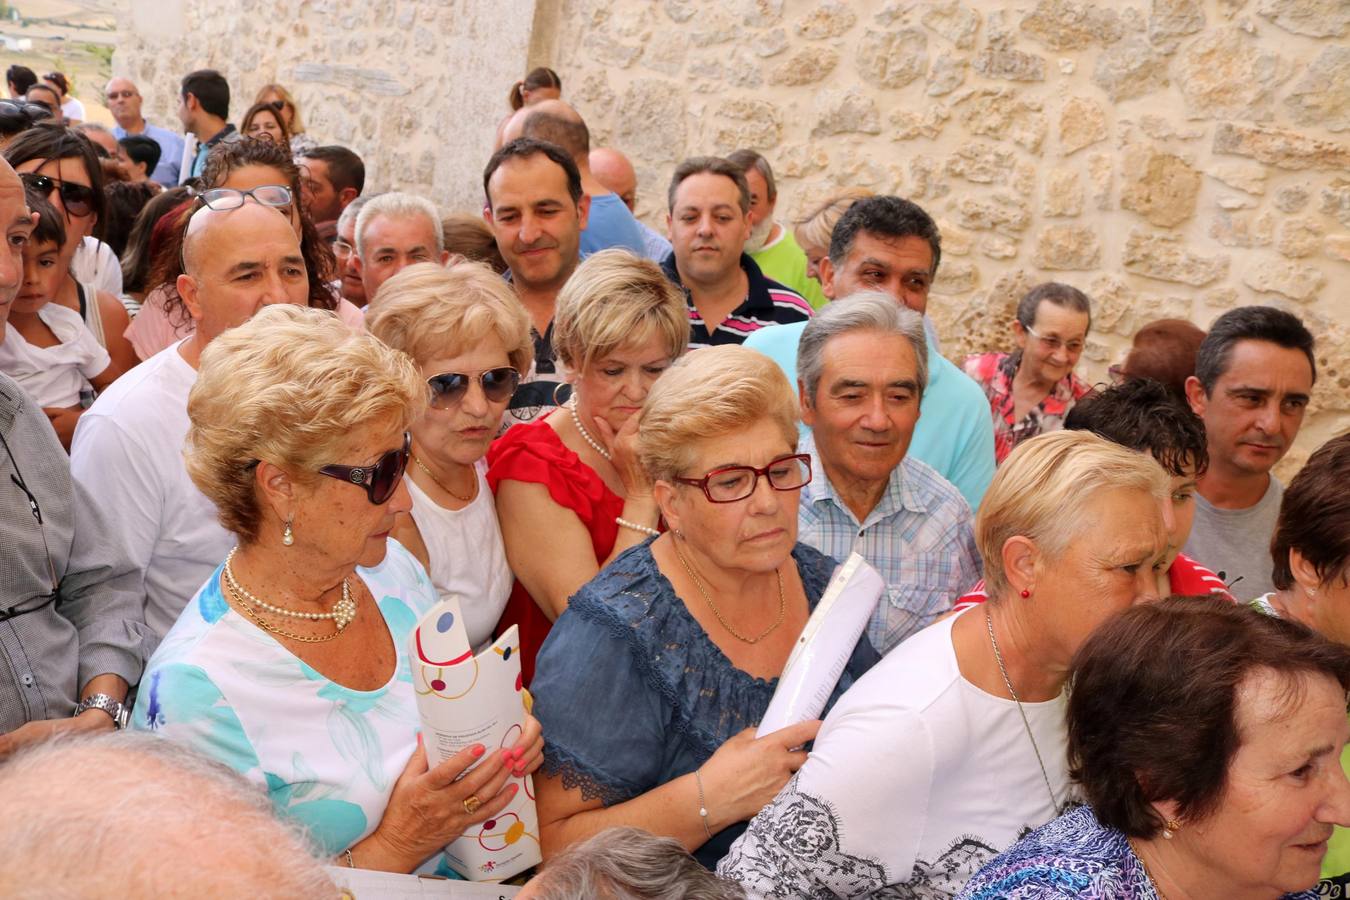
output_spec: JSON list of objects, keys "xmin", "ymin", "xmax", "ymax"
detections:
[{"xmin": 1064, "ymin": 378, "xmax": 1208, "ymax": 478}]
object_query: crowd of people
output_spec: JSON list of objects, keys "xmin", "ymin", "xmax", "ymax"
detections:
[{"xmin": 0, "ymin": 60, "xmax": 1346, "ymax": 900}]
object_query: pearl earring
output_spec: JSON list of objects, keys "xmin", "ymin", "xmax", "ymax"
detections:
[
  {"xmin": 1162, "ymin": 818, "xmax": 1181, "ymax": 839},
  {"xmin": 282, "ymin": 518, "xmax": 294, "ymax": 547}
]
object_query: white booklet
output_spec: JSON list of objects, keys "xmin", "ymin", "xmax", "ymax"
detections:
[
  {"xmin": 326, "ymin": 866, "xmax": 522, "ymax": 898},
  {"xmin": 756, "ymin": 553, "xmax": 884, "ymax": 737},
  {"xmin": 408, "ymin": 600, "xmax": 542, "ymax": 882}
]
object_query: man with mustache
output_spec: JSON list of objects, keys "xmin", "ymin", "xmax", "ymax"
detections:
[
  {"xmin": 1183, "ymin": 305, "xmax": 1316, "ymax": 599},
  {"xmin": 483, "ymin": 137, "xmax": 589, "ymax": 424},
  {"xmin": 662, "ymin": 156, "xmax": 812, "ymax": 349}
]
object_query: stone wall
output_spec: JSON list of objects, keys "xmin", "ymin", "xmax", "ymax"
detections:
[{"xmin": 540, "ymin": 0, "xmax": 1350, "ymax": 474}]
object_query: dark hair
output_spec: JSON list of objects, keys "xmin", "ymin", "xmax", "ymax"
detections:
[
  {"xmin": 508, "ymin": 66, "xmax": 561, "ymax": 111},
  {"xmin": 521, "ymin": 110, "xmax": 589, "ymax": 159},
  {"xmin": 22, "ymin": 188, "xmax": 66, "ymax": 248},
  {"xmin": 1065, "ymin": 379, "xmax": 1208, "ymax": 478},
  {"xmin": 441, "ymin": 213, "xmax": 507, "ymax": 274},
  {"xmin": 298, "ymin": 145, "xmax": 365, "ymax": 195},
  {"xmin": 828, "ymin": 195, "xmax": 942, "ymax": 275},
  {"xmin": 180, "ymin": 69, "xmax": 230, "ymax": 121},
  {"xmin": 1121, "ymin": 318, "xmax": 1205, "ymax": 399},
  {"xmin": 239, "ymin": 102, "xmax": 291, "ymax": 148},
  {"xmin": 24, "ymin": 84, "xmax": 60, "ymax": 113},
  {"xmin": 0, "ymin": 100, "xmax": 48, "ymax": 139},
  {"xmin": 101, "ymin": 181, "xmax": 158, "ymax": 258},
  {"xmin": 1068, "ymin": 596, "xmax": 1350, "ymax": 839},
  {"xmin": 41, "ymin": 72, "xmax": 69, "ymax": 96},
  {"xmin": 3, "ymin": 124, "xmax": 107, "ymax": 240},
  {"xmin": 1194, "ymin": 306, "xmax": 1317, "ymax": 395},
  {"xmin": 725, "ymin": 149, "xmax": 777, "ymax": 203},
  {"xmin": 1271, "ymin": 433, "xmax": 1350, "ymax": 593},
  {"xmin": 6, "ymin": 66, "xmax": 37, "ymax": 96},
  {"xmin": 118, "ymin": 134, "xmax": 161, "ymax": 177},
  {"xmin": 667, "ymin": 156, "xmax": 750, "ymax": 215},
  {"xmin": 120, "ymin": 185, "xmax": 190, "ymax": 295},
  {"xmin": 1016, "ymin": 282, "xmax": 1092, "ymax": 331},
  {"xmin": 483, "ymin": 137, "xmax": 583, "ymax": 209}
]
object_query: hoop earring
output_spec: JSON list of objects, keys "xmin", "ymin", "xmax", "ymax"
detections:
[
  {"xmin": 282, "ymin": 517, "xmax": 294, "ymax": 547},
  {"xmin": 552, "ymin": 381, "xmax": 573, "ymax": 408}
]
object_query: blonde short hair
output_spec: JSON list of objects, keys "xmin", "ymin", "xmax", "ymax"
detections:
[
  {"xmin": 977, "ymin": 430, "xmax": 1171, "ymax": 598},
  {"xmin": 793, "ymin": 188, "xmax": 874, "ymax": 252},
  {"xmin": 638, "ymin": 346, "xmax": 798, "ymax": 484},
  {"xmin": 552, "ymin": 249, "xmax": 689, "ymax": 375},
  {"xmin": 254, "ymin": 83, "xmax": 305, "ymax": 134},
  {"xmin": 186, "ymin": 305, "xmax": 426, "ymax": 543},
  {"xmin": 366, "ymin": 261, "xmax": 533, "ymax": 374}
]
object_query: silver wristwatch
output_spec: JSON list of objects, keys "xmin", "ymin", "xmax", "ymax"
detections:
[{"xmin": 73, "ymin": 693, "xmax": 129, "ymax": 730}]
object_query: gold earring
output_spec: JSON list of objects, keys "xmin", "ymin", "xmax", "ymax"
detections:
[
  {"xmin": 282, "ymin": 518, "xmax": 294, "ymax": 547},
  {"xmin": 1162, "ymin": 818, "xmax": 1181, "ymax": 839}
]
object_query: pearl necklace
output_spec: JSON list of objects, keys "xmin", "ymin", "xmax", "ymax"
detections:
[
  {"xmin": 224, "ymin": 547, "xmax": 357, "ymax": 632},
  {"xmin": 673, "ymin": 538, "xmax": 785, "ymax": 644},
  {"xmin": 986, "ymin": 610, "xmax": 1059, "ymax": 815},
  {"xmin": 567, "ymin": 396, "xmax": 612, "ymax": 461},
  {"xmin": 412, "ymin": 453, "xmax": 475, "ymax": 503}
]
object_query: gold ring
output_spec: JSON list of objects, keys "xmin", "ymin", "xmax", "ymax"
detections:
[{"xmin": 462, "ymin": 795, "xmax": 482, "ymax": 815}]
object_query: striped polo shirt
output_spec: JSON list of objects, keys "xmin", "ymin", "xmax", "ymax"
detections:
[{"xmin": 660, "ymin": 252, "xmax": 813, "ymax": 348}]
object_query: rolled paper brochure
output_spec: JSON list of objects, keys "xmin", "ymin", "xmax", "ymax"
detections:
[
  {"xmin": 409, "ymin": 599, "xmax": 542, "ymax": 882},
  {"xmin": 755, "ymin": 553, "xmax": 884, "ymax": 738}
]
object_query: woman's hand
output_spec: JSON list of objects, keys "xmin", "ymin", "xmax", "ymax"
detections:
[
  {"xmin": 699, "ymin": 720, "xmax": 822, "ymax": 828},
  {"xmin": 366, "ymin": 739, "xmax": 518, "ymax": 872},
  {"xmin": 594, "ymin": 413, "xmax": 651, "ymax": 501},
  {"xmin": 509, "ymin": 714, "xmax": 545, "ymax": 779}
]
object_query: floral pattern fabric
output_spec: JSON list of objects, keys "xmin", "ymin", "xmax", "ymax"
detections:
[{"xmin": 962, "ymin": 351, "xmax": 1092, "ymax": 465}]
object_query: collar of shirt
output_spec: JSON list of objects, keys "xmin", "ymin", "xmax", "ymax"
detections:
[
  {"xmin": 799, "ymin": 431, "xmax": 929, "ymax": 531},
  {"xmin": 991, "ymin": 351, "xmax": 1087, "ymax": 420},
  {"xmin": 660, "ymin": 251, "xmax": 778, "ymax": 313}
]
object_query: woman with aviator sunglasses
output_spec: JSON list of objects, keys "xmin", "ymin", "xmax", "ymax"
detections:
[
  {"xmin": 133, "ymin": 305, "xmax": 545, "ymax": 877},
  {"xmin": 367, "ymin": 262, "xmax": 532, "ymax": 653}
]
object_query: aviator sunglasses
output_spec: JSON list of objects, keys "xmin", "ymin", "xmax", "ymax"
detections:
[
  {"xmin": 427, "ymin": 368, "xmax": 520, "ymax": 410},
  {"xmin": 318, "ymin": 432, "xmax": 411, "ymax": 505},
  {"xmin": 18, "ymin": 172, "xmax": 97, "ymax": 218}
]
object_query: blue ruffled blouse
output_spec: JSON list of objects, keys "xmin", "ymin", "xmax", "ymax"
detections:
[{"xmin": 531, "ymin": 538, "xmax": 879, "ymax": 869}]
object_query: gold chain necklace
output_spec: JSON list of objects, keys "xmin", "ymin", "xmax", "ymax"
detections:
[
  {"xmin": 411, "ymin": 453, "xmax": 475, "ymax": 503},
  {"xmin": 672, "ymin": 539, "xmax": 785, "ymax": 644},
  {"xmin": 225, "ymin": 576, "xmax": 348, "ymax": 644},
  {"xmin": 1129, "ymin": 840, "xmax": 1173, "ymax": 900}
]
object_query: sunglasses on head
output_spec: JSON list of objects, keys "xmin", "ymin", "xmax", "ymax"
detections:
[
  {"xmin": 318, "ymin": 432, "xmax": 411, "ymax": 505},
  {"xmin": 18, "ymin": 172, "xmax": 96, "ymax": 218},
  {"xmin": 0, "ymin": 100, "xmax": 51, "ymax": 133},
  {"xmin": 427, "ymin": 368, "xmax": 520, "ymax": 410}
]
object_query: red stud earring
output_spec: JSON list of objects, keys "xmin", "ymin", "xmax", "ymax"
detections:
[{"xmin": 1020, "ymin": 589, "xmax": 1031, "ymax": 598}]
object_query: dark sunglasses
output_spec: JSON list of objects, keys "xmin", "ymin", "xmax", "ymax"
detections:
[
  {"xmin": 427, "ymin": 368, "xmax": 520, "ymax": 410},
  {"xmin": 318, "ymin": 432, "xmax": 411, "ymax": 505},
  {"xmin": 18, "ymin": 172, "xmax": 96, "ymax": 218},
  {"xmin": 0, "ymin": 101, "xmax": 51, "ymax": 133}
]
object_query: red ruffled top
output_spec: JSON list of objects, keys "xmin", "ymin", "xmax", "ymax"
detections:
[{"xmin": 486, "ymin": 419, "xmax": 623, "ymax": 685}]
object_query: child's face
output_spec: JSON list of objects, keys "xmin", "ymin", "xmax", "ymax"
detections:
[{"xmin": 15, "ymin": 239, "xmax": 63, "ymax": 315}]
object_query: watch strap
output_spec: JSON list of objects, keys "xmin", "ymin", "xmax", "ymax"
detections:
[{"xmin": 73, "ymin": 693, "xmax": 129, "ymax": 730}]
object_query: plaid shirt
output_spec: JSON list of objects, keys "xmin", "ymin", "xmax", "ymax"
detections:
[
  {"xmin": 963, "ymin": 351, "xmax": 1092, "ymax": 464},
  {"xmin": 797, "ymin": 433, "xmax": 982, "ymax": 654}
]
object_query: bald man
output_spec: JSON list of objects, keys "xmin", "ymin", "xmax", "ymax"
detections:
[
  {"xmin": 106, "ymin": 76, "xmax": 185, "ymax": 186},
  {"xmin": 590, "ymin": 146, "xmax": 672, "ymax": 261},
  {"xmin": 0, "ymin": 158, "xmax": 145, "ymax": 757},
  {"xmin": 72, "ymin": 202, "xmax": 310, "ymax": 638},
  {"xmin": 504, "ymin": 100, "xmax": 666, "ymax": 260}
]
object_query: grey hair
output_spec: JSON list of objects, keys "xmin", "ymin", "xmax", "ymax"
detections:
[
  {"xmin": 1015, "ymin": 281, "xmax": 1092, "ymax": 331},
  {"xmin": 797, "ymin": 290, "xmax": 929, "ymax": 401},
  {"xmin": 355, "ymin": 190, "xmax": 444, "ymax": 259},
  {"xmin": 336, "ymin": 192, "xmax": 372, "ymax": 237},
  {"xmin": 526, "ymin": 827, "xmax": 746, "ymax": 899},
  {"xmin": 0, "ymin": 732, "xmax": 335, "ymax": 899}
]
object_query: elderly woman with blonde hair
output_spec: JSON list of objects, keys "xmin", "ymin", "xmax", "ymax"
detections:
[
  {"xmin": 529, "ymin": 345, "xmax": 880, "ymax": 870},
  {"xmin": 792, "ymin": 188, "xmax": 873, "ymax": 289},
  {"xmin": 719, "ymin": 430, "xmax": 1173, "ymax": 896},
  {"xmin": 366, "ymin": 262, "xmax": 532, "ymax": 652},
  {"xmin": 488, "ymin": 249, "xmax": 690, "ymax": 683},
  {"xmin": 131, "ymin": 305, "xmax": 544, "ymax": 876}
]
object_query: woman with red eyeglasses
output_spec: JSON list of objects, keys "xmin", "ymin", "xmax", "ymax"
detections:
[
  {"xmin": 5, "ymin": 124, "xmax": 138, "ymax": 377},
  {"xmin": 131, "ymin": 304, "xmax": 544, "ymax": 877},
  {"xmin": 366, "ymin": 262, "xmax": 533, "ymax": 654}
]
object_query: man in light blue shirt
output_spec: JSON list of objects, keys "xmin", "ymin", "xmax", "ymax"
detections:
[
  {"xmin": 794, "ymin": 293, "xmax": 981, "ymax": 653},
  {"xmin": 105, "ymin": 77, "xmax": 184, "ymax": 187},
  {"xmin": 746, "ymin": 195, "xmax": 996, "ymax": 510},
  {"xmin": 590, "ymin": 146, "xmax": 673, "ymax": 261}
]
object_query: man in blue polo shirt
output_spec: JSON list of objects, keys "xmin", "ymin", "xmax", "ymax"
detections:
[
  {"xmin": 105, "ymin": 77, "xmax": 184, "ymax": 187},
  {"xmin": 744, "ymin": 195, "xmax": 996, "ymax": 510}
]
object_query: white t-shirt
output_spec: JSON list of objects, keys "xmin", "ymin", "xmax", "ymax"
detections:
[
  {"xmin": 73, "ymin": 237, "xmax": 123, "ymax": 298},
  {"xmin": 70, "ymin": 340, "xmax": 233, "ymax": 638},
  {"xmin": 719, "ymin": 610, "xmax": 1070, "ymax": 898},
  {"xmin": 61, "ymin": 97, "xmax": 86, "ymax": 122},
  {"xmin": 0, "ymin": 304, "xmax": 109, "ymax": 407},
  {"xmin": 405, "ymin": 461, "xmax": 513, "ymax": 652}
]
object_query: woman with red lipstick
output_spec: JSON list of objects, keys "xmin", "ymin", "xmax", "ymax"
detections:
[
  {"xmin": 961, "ymin": 597, "xmax": 1350, "ymax": 900},
  {"xmin": 367, "ymin": 262, "xmax": 533, "ymax": 653},
  {"xmin": 131, "ymin": 306, "xmax": 544, "ymax": 877},
  {"xmin": 490, "ymin": 250, "xmax": 690, "ymax": 684}
]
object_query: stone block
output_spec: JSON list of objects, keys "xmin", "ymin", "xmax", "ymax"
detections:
[
  {"xmin": 1136, "ymin": 115, "xmax": 1205, "ymax": 141},
  {"xmin": 921, "ymin": 0, "xmax": 981, "ymax": 48},
  {"xmin": 1093, "ymin": 35, "xmax": 1169, "ymax": 101},
  {"xmin": 1285, "ymin": 46, "xmax": 1350, "ymax": 133},
  {"xmin": 796, "ymin": 2, "xmax": 857, "ymax": 39},
  {"xmin": 1324, "ymin": 234, "xmax": 1350, "ymax": 262},
  {"xmin": 1020, "ymin": 0, "xmax": 1123, "ymax": 50},
  {"xmin": 1059, "ymin": 96, "xmax": 1107, "ymax": 156},
  {"xmin": 933, "ymin": 259, "xmax": 980, "ymax": 294},
  {"xmin": 1148, "ymin": 0, "xmax": 1205, "ymax": 52},
  {"xmin": 1012, "ymin": 161, "xmax": 1037, "ymax": 198},
  {"xmin": 973, "ymin": 46, "xmax": 1046, "ymax": 81},
  {"xmin": 890, "ymin": 107, "xmax": 950, "ymax": 141},
  {"xmin": 981, "ymin": 235, "xmax": 1019, "ymax": 259},
  {"xmin": 927, "ymin": 53, "xmax": 968, "ymax": 96},
  {"xmin": 955, "ymin": 192, "xmax": 1032, "ymax": 234},
  {"xmin": 936, "ymin": 218, "xmax": 975, "ymax": 256},
  {"xmin": 1275, "ymin": 185, "xmax": 1311, "ymax": 213},
  {"xmin": 1242, "ymin": 257, "xmax": 1327, "ymax": 302},
  {"xmin": 291, "ymin": 63, "xmax": 410, "ymax": 96},
  {"xmin": 812, "ymin": 89, "xmax": 882, "ymax": 136},
  {"xmin": 712, "ymin": 97, "xmax": 780, "ymax": 151},
  {"xmin": 1205, "ymin": 162, "xmax": 1267, "ymax": 195},
  {"xmin": 1124, "ymin": 230, "xmax": 1230, "ymax": 285},
  {"xmin": 1175, "ymin": 28, "xmax": 1288, "ymax": 121},
  {"xmin": 948, "ymin": 268, "xmax": 1037, "ymax": 361},
  {"xmin": 1210, "ymin": 210, "xmax": 1276, "ymax": 248},
  {"xmin": 1256, "ymin": 0, "xmax": 1350, "ymax": 37},
  {"xmin": 856, "ymin": 28, "xmax": 929, "ymax": 88},
  {"xmin": 1043, "ymin": 169, "xmax": 1083, "ymax": 217},
  {"xmin": 1277, "ymin": 218, "xmax": 1325, "ymax": 259},
  {"xmin": 1033, "ymin": 225, "xmax": 1102, "ymax": 269},
  {"xmin": 584, "ymin": 30, "xmax": 644, "ymax": 68},
  {"xmin": 954, "ymin": 88, "xmax": 1047, "ymax": 151},
  {"xmin": 1119, "ymin": 146, "xmax": 1201, "ymax": 227},
  {"xmin": 1321, "ymin": 181, "xmax": 1350, "ymax": 227},
  {"xmin": 945, "ymin": 142, "xmax": 1015, "ymax": 184},
  {"xmin": 770, "ymin": 46, "xmax": 839, "ymax": 85},
  {"xmin": 1212, "ymin": 123, "xmax": 1350, "ymax": 171},
  {"xmin": 1087, "ymin": 153, "xmax": 1112, "ymax": 210}
]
